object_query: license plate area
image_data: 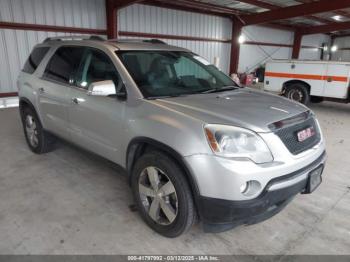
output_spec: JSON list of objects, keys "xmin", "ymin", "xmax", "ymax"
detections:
[
  {"xmin": 303, "ymin": 164, "xmax": 323, "ymax": 194},
  {"xmin": 297, "ymin": 126, "xmax": 315, "ymax": 142}
]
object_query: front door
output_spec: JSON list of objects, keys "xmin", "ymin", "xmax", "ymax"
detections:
[{"xmin": 67, "ymin": 47, "xmax": 126, "ymax": 164}]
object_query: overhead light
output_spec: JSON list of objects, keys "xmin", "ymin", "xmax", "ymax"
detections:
[
  {"xmin": 332, "ymin": 15, "xmax": 342, "ymax": 21},
  {"xmin": 238, "ymin": 34, "xmax": 246, "ymax": 44},
  {"xmin": 331, "ymin": 45, "xmax": 338, "ymax": 52},
  {"xmin": 323, "ymin": 46, "xmax": 328, "ymax": 51}
]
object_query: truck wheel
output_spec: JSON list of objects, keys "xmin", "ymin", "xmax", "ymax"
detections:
[
  {"xmin": 131, "ymin": 151, "xmax": 196, "ymax": 238},
  {"xmin": 285, "ymin": 84, "xmax": 310, "ymax": 105},
  {"xmin": 21, "ymin": 107, "xmax": 55, "ymax": 154}
]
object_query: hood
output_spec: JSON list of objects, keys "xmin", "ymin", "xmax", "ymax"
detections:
[{"xmin": 153, "ymin": 88, "xmax": 309, "ymax": 133}]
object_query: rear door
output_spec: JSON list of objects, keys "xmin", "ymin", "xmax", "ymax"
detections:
[
  {"xmin": 323, "ymin": 63, "xmax": 350, "ymax": 99},
  {"xmin": 39, "ymin": 46, "xmax": 84, "ymax": 138},
  {"xmin": 67, "ymin": 47, "xmax": 126, "ymax": 164}
]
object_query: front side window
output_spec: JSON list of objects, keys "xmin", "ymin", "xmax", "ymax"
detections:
[
  {"xmin": 43, "ymin": 46, "xmax": 84, "ymax": 84},
  {"xmin": 22, "ymin": 47, "xmax": 50, "ymax": 74},
  {"xmin": 75, "ymin": 48, "xmax": 122, "ymax": 90},
  {"xmin": 117, "ymin": 51, "xmax": 237, "ymax": 98}
]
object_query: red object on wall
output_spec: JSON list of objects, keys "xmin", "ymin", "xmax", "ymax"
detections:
[
  {"xmin": 240, "ymin": 74, "xmax": 254, "ymax": 86},
  {"xmin": 0, "ymin": 92, "xmax": 18, "ymax": 98}
]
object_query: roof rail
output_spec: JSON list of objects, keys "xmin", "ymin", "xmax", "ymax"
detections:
[
  {"xmin": 108, "ymin": 38, "xmax": 167, "ymax": 44},
  {"xmin": 43, "ymin": 35, "xmax": 105, "ymax": 43},
  {"xmin": 143, "ymin": 39, "xmax": 166, "ymax": 44}
]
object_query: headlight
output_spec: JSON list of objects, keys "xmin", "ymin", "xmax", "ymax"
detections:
[{"xmin": 204, "ymin": 124, "xmax": 273, "ymax": 164}]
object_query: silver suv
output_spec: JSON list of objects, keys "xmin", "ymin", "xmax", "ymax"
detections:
[{"xmin": 18, "ymin": 36, "xmax": 326, "ymax": 237}]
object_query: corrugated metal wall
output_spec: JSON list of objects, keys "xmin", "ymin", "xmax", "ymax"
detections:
[
  {"xmin": 239, "ymin": 26, "xmax": 293, "ymax": 73},
  {"xmin": 333, "ymin": 37, "xmax": 350, "ymax": 61},
  {"xmin": 239, "ymin": 26, "xmax": 330, "ymax": 73},
  {"xmin": 0, "ymin": 0, "xmax": 106, "ymax": 29},
  {"xmin": 0, "ymin": 0, "xmax": 106, "ymax": 94},
  {"xmin": 118, "ymin": 4, "xmax": 232, "ymax": 74},
  {"xmin": 300, "ymin": 34, "xmax": 330, "ymax": 60}
]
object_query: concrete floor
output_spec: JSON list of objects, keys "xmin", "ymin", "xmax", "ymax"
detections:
[{"xmin": 0, "ymin": 103, "xmax": 349, "ymax": 255}]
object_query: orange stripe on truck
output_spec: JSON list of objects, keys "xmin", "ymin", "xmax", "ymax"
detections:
[{"xmin": 265, "ymin": 72, "xmax": 348, "ymax": 83}]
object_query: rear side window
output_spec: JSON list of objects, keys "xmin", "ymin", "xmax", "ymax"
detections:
[
  {"xmin": 22, "ymin": 47, "xmax": 50, "ymax": 74},
  {"xmin": 43, "ymin": 46, "xmax": 84, "ymax": 84}
]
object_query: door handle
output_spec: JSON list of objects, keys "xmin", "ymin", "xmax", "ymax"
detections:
[{"xmin": 38, "ymin": 87, "xmax": 45, "ymax": 94}]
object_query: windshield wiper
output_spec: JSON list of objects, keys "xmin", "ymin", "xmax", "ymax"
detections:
[
  {"xmin": 200, "ymin": 85, "xmax": 238, "ymax": 94},
  {"xmin": 146, "ymin": 94, "xmax": 187, "ymax": 100}
]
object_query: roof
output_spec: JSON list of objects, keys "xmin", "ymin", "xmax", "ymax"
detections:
[
  {"xmin": 109, "ymin": 39, "xmax": 190, "ymax": 51},
  {"xmin": 42, "ymin": 36, "xmax": 191, "ymax": 52}
]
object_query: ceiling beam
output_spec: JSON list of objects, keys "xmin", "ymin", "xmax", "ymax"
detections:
[
  {"xmin": 333, "ymin": 10, "xmax": 350, "ymax": 19},
  {"xmin": 147, "ymin": 0, "xmax": 241, "ymax": 16},
  {"xmin": 234, "ymin": 0, "xmax": 277, "ymax": 10},
  {"xmin": 296, "ymin": 0, "xmax": 350, "ymax": 19},
  {"xmin": 144, "ymin": 1, "xmax": 232, "ymax": 17},
  {"xmin": 301, "ymin": 20, "xmax": 350, "ymax": 35},
  {"xmin": 240, "ymin": 0, "xmax": 350, "ymax": 25},
  {"xmin": 237, "ymin": 0, "xmax": 332, "ymax": 25},
  {"xmin": 143, "ymin": 0, "xmax": 297, "ymax": 31}
]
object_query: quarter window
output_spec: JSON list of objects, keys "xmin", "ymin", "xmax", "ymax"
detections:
[{"xmin": 22, "ymin": 47, "xmax": 50, "ymax": 74}]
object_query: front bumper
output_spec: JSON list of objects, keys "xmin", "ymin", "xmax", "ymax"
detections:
[
  {"xmin": 195, "ymin": 151, "xmax": 326, "ymax": 232},
  {"xmin": 184, "ymin": 131, "xmax": 326, "ymax": 201}
]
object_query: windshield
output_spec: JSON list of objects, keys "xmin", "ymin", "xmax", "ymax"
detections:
[{"xmin": 116, "ymin": 51, "xmax": 238, "ymax": 98}]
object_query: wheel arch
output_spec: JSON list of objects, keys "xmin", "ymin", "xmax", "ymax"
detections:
[
  {"xmin": 282, "ymin": 80, "xmax": 311, "ymax": 95},
  {"xmin": 19, "ymin": 98, "xmax": 37, "ymax": 118},
  {"xmin": 19, "ymin": 97, "xmax": 47, "ymax": 129},
  {"xmin": 126, "ymin": 137, "xmax": 200, "ymax": 197}
]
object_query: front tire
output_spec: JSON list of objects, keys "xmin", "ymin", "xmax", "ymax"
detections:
[
  {"xmin": 284, "ymin": 84, "xmax": 310, "ymax": 105},
  {"xmin": 20, "ymin": 107, "xmax": 55, "ymax": 154},
  {"xmin": 131, "ymin": 151, "xmax": 196, "ymax": 237}
]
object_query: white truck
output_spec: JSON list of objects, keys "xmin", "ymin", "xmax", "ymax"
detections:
[{"xmin": 264, "ymin": 60, "xmax": 350, "ymax": 104}]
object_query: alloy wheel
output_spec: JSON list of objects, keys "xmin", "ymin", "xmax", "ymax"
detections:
[
  {"xmin": 25, "ymin": 115, "xmax": 39, "ymax": 147},
  {"xmin": 138, "ymin": 166, "xmax": 178, "ymax": 225}
]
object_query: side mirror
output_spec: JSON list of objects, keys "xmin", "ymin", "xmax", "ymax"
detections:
[{"xmin": 88, "ymin": 80, "xmax": 116, "ymax": 97}]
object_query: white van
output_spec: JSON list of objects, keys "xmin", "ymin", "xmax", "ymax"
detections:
[{"xmin": 264, "ymin": 60, "xmax": 350, "ymax": 104}]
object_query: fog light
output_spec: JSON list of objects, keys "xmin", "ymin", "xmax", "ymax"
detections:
[
  {"xmin": 240, "ymin": 180, "xmax": 262, "ymax": 196},
  {"xmin": 240, "ymin": 183, "xmax": 248, "ymax": 193}
]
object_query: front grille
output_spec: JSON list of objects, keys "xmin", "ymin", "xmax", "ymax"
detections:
[{"xmin": 274, "ymin": 116, "xmax": 321, "ymax": 155}]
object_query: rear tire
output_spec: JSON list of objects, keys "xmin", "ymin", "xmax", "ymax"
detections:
[
  {"xmin": 131, "ymin": 151, "xmax": 196, "ymax": 237},
  {"xmin": 20, "ymin": 106, "xmax": 55, "ymax": 154},
  {"xmin": 284, "ymin": 84, "xmax": 310, "ymax": 105}
]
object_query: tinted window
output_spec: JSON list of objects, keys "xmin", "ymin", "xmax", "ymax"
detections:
[
  {"xmin": 76, "ymin": 48, "xmax": 122, "ymax": 90},
  {"xmin": 44, "ymin": 47, "xmax": 84, "ymax": 84},
  {"xmin": 22, "ymin": 47, "xmax": 50, "ymax": 74}
]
